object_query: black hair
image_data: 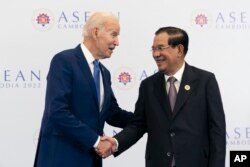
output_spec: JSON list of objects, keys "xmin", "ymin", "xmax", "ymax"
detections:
[{"xmin": 155, "ymin": 26, "xmax": 189, "ymax": 55}]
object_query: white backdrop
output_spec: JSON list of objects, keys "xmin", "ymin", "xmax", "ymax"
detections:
[{"xmin": 1, "ymin": 0, "xmax": 250, "ymax": 166}]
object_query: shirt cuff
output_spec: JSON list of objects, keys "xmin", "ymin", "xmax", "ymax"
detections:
[
  {"xmin": 113, "ymin": 137, "xmax": 119, "ymax": 152},
  {"xmin": 93, "ymin": 136, "xmax": 100, "ymax": 148}
]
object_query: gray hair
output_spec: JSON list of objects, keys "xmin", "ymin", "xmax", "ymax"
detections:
[{"xmin": 83, "ymin": 12, "xmax": 118, "ymax": 38}]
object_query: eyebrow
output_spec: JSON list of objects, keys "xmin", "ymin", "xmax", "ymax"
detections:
[{"xmin": 152, "ymin": 44, "xmax": 166, "ymax": 48}]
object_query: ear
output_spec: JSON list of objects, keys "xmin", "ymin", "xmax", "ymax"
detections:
[
  {"xmin": 177, "ymin": 44, "xmax": 184, "ymax": 57},
  {"xmin": 91, "ymin": 27, "xmax": 99, "ymax": 40}
]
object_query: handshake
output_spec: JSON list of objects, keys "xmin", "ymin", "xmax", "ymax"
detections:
[{"xmin": 95, "ymin": 136, "xmax": 117, "ymax": 158}]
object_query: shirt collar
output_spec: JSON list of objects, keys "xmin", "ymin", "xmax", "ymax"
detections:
[
  {"xmin": 80, "ymin": 43, "xmax": 95, "ymax": 65},
  {"xmin": 165, "ymin": 62, "xmax": 185, "ymax": 82}
]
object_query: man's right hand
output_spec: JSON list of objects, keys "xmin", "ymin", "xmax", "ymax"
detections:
[{"xmin": 95, "ymin": 136, "xmax": 117, "ymax": 158}]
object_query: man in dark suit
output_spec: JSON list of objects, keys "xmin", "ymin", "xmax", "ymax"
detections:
[
  {"xmin": 33, "ymin": 12, "xmax": 133, "ymax": 167},
  {"xmin": 98, "ymin": 26, "xmax": 226, "ymax": 167}
]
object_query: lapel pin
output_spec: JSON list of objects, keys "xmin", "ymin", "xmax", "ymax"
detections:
[{"xmin": 184, "ymin": 85, "xmax": 190, "ymax": 91}]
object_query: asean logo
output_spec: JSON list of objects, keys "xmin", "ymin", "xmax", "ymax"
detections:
[
  {"xmin": 31, "ymin": 9, "xmax": 55, "ymax": 31},
  {"xmin": 195, "ymin": 14, "xmax": 208, "ymax": 27},
  {"xmin": 191, "ymin": 10, "xmax": 212, "ymax": 30},
  {"xmin": 113, "ymin": 67, "xmax": 136, "ymax": 90}
]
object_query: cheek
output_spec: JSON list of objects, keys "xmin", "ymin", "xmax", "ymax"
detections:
[
  {"xmin": 97, "ymin": 34, "xmax": 108, "ymax": 44},
  {"xmin": 165, "ymin": 54, "xmax": 175, "ymax": 62},
  {"xmin": 99, "ymin": 41, "xmax": 109, "ymax": 52}
]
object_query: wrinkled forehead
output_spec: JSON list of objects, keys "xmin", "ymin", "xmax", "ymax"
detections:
[{"xmin": 102, "ymin": 19, "xmax": 120, "ymax": 32}]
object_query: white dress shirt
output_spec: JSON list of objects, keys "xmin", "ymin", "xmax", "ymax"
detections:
[
  {"xmin": 80, "ymin": 43, "xmax": 104, "ymax": 111},
  {"xmin": 164, "ymin": 62, "xmax": 185, "ymax": 94}
]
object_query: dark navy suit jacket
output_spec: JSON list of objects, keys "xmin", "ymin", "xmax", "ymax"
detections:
[
  {"xmin": 34, "ymin": 44, "xmax": 133, "ymax": 167},
  {"xmin": 114, "ymin": 63, "xmax": 226, "ymax": 167}
]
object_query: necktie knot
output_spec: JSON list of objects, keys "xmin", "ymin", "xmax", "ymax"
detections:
[
  {"xmin": 93, "ymin": 59, "xmax": 99, "ymax": 67},
  {"xmin": 168, "ymin": 76, "xmax": 176, "ymax": 84}
]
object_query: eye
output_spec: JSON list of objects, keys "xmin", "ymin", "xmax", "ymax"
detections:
[
  {"xmin": 111, "ymin": 32, "xmax": 118, "ymax": 38},
  {"xmin": 150, "ymin": 45, "xmax": 170, "ymax": 53},
  {"xmin": 158, "ymin": 46, "xmax": 164, "ymax": 51}
]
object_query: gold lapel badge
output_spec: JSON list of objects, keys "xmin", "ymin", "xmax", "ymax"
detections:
[{"xmin": 184, "ymin": 85, "xmax": 190, "ymax": 91}]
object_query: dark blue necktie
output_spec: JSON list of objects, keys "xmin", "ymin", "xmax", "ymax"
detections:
[{"xmin": 93, "ymin": 60, "xmax": 100, "ymax": 107}]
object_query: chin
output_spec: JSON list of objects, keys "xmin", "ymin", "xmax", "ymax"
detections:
[
  {"xmin": 106, "ymin": 54, "xmax": 112, "ymax": 58},
  {"xmin": 158, "ymin": 68, "xmax": 165, "ymax": 73},
  {"xmin": 157, "ymin": 64, "xmax": 164, "ymax": 71}
]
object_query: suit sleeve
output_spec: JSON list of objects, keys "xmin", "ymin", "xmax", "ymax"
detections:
[
  {"xmin": 113, "ymin": 81, "xmax": 147, "ymax": 156},
  {"xmin": 105, "ymin": 88, "xmax": 133, "ymax": 128},
  {"xmin": 207, "ymin": 74, "xmax": 226, "ymax": 167},
  {"xmin": 45, "ymin": 54, "xmax": 98, "ymax": 150}
]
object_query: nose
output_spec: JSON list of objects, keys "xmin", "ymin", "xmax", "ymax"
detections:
[
  {"xmin": 114, "ymin": 37, "xmax": 119, "ymax": 46},
  {"xmin": 152, "ymin": 50, "xmax": 160, "ymax": 58}
]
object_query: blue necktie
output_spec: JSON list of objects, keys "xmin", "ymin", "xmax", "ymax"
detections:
[{"xmin": 93, "ymin": 60, "xmax": 100, "ymax": 107}]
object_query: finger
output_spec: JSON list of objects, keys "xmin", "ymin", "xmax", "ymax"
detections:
[{"xmin": 100, "ymin": 136, "xmax": 110, "ymax": 141}]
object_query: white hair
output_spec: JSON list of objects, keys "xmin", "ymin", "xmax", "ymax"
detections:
[{"xmin": 82, "ymin": 11, "xmax": 118, "ymax": 38}]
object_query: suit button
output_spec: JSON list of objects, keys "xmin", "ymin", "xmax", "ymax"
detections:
[
  {"xmin": 170, "ymin": 132, "xmax": 175, "ymax": 137},
  {"xmin": 167, "ymin": 152, "xmax": 171, "ymax": 157}
]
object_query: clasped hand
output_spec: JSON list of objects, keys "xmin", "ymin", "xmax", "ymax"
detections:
[{"xmin": 95, "ymin": 136, "xmax": 117, "ymax": 158}]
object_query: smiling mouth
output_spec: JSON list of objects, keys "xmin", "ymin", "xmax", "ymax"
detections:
[{"xmin": 155, "ymin": 58, "xmax": 164, "ymax": 63}]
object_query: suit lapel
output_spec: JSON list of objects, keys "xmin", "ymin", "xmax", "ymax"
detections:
[
  {"xmin": 153, "ymin": 72, "xmax": 172, "ymax": 120},
  {"xmin": 172, "ymin": 63, "xmax": 197, "ymax": 119},
  {"xmin": 74, "ymin": 45, "xmax": 99, "ymax": 108}
]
